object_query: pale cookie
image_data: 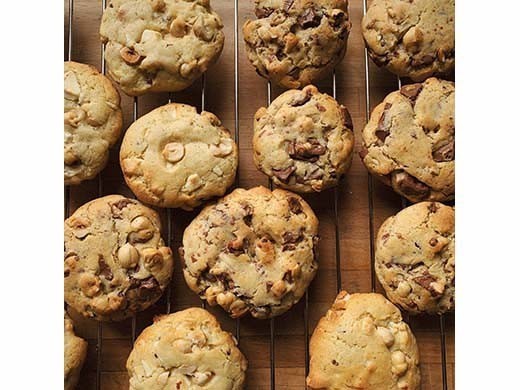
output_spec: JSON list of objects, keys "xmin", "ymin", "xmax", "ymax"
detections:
[
  {"xmin": 180, "ymin": 186, "xmax": 319, "ymax": 319},
  {"xmin": 64, "ymin": 312, "xmax": 88, "ymax": 390},
  {"xmin": 375, "ymin": 202, "xmax": 454, "ymax": 315},
  {"xmin": 64, "ymin": 195, "xmax": 174, "ymax": 321},
  {"xmin": 127, "ymin": 308, "xmax": 247, "ymax": 390},
  {"xmin": 64, "ymin": 61, "xmax": 123, "ymax": 185},
  {"xmin": 253, "ymin": 85, "xmax": 354, "ymax": 192},
  {"xmin": 360, "ymin": 77, "xmax": 454, "ymax": 203},
  {"xmin": 243, "ymin": 0, "xmax": 351, "ymax": 88},
  {"xmin": 100, "ymin": 0, "xmax": 224, "ymax": 96},
  {"xmin": 307, "ymin": 291, "xmax": 420, "ymax": 390},
  {"xmin": 120, "ymin": 103, "xmax": 238, "ymax": 210},
  {"xmin": 362, "ymin": 0, "xmax": 455, "ymax": 81}
]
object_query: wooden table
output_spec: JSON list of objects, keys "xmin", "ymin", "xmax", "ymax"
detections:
[{"xmin": 64, "ymin": 1, "xmax": 455, "ymax": 388}]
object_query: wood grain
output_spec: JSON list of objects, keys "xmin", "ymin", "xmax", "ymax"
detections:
[{"xmin": 64, "ymin": 1, "xmax": 455, "ymax": 389}]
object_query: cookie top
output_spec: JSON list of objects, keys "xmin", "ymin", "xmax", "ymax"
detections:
[
  {"xmin": 253, "ymin": 85, "xmax": 354, "ymax": 192},
  {"xmin": 120, "ymin": 103, "xmax": 238, "ymax": 210},
  {"xmin": 180, "ymin": 186, "xmax": 319, "ymax": 319},
  {"xmin": 362, "ymin": 0, "xmax": 455, "ymax": 81},
  {"xmin": 64, "ymin": 195, "xmax": 174, "ymax": 321},
  {"xmin": 64, "ymin": 61, "xmax": 123, "ymax": 185},
  {"xmin": 127, "ymin": 308, "xmax": 247, "ymax": 390},
  {"xmin": 375, "ymin": 202, "xmax": 454, "ymax": 315},
  {"xmin": 243, "ymin": 0, "xmax": 351, "ymax": 88},
  {"xmin": 360, "ymin": 77, "xmax": 454, "ymax": 203},
  {"xmin": 307, "ymin": 291, "xmax": 421, "ymax": 390},
  {"xmin": 64, "ymin": 312, "xmax": 88, "ymax": 390},
  {"xmin": 100, "ymin": 0, "xmax": 224, "ymax": 96}
]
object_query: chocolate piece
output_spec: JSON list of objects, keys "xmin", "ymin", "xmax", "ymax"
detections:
[
  {"xmin": 283, "ymin": 0, "xmax": 295, "ymax": 12},
  {"xmin": 400, "ymin": 83, "xmax": 423, "ymax": 102},
  {"xmin": 289, "ymin": 139, "xmax": 326, "ymax": 162},
  {"xmin": 394, "ymin": 171, "xmax": 430, "ymax": 198},
  {"xmin": 411, "ymin": 54, "xmax": 435, "ymax": 67},
  {"xmin": 98, "ymin": 256, "xmax": 113, "ymax": 281},
  {"xmin": 288, "ymin": 197, "xmax": 303, "ymax": 214},
  {"xmin": 273, "ymin": 166, "xmax": 296, "ymax": 181},
  {"xmin": 298, "ymin": 8, "xmax": 322, "ymax": 28},
  {"xmin": 256, "ymin": 7, "xmax": 274, "ymax": 18},
  {"xmin": 283, "ymin": 231, "xmax": 303, "ymax": 244},
  {"xmin": 432, "ymin": 140, "xmax": 455, "ymax": 162}
]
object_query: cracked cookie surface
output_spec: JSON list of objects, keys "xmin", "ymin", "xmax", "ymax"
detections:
[
  {"xmin": 64, "ymin": 312, "xmax": 88, "ymax": 390},
  {"xmin": 243, "ymin": 0, "xmax": 351, "ymax": 88},
  {"xmin": 120, "ymin": 103, "xmax": 238, "ymax": 210},
  {"xmin": 360, "ymin": 77, "xmax": 454, "ymax": 203},
  {"xmin": 64, "ymin": 195, "xmax": 174, "ymax": 321},
  {"xmin": 64, "ymin": 61, "xmax": 123, "ymax": 185},
  {"xmin": 376, "ymin": 202, "xmax": 454, "ymax": 315},
  {"xmin": 362, "ymin": 0, "xmax": 455, "ymax": 81},
  {"xmin": 253, "ymin": 85, "xmax": 354, "ymax": 192},
  {"xmin": 127, "ymin": 308, "xmax": 247, "ymax": 390},
  {"xmin": 307, "ymin": 291, "xmax": 420, "ymax": 390},
  {"xmin": 100, "ymin": 0, "xmax": 224, "ymax": 96},
  {"xmin": 181, "ymin": 186, "xmax": 319, "ymax": 319}
]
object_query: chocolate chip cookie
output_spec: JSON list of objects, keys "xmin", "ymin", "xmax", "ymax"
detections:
[
  {"xmin": 362, "ymin": 0, "xmax": 455, "ymax": 81},
  {"xmin": 127, "ymin": 308, "xmax": 247, "ymax": 389},
  {"xmin": 64, "ymin": 61, "xmax": 123, "ymax": 185},
  {"xmin": 64, "ymin": 195, "xmax": 174, "ymax": 321},
  {"xmin": 100, "ymin": 0, "xmax": 224, "ymax": 96},
  {"xmin": 376, "ymin": 202, "xmax": 454, "ymax": 315},
  {"xmin": 307, "ymin": 291, "xmax": 421, "ymax": 390},
  {"xmin": 243, "ymin": 0, "xmax": 351, "ymax": 88},
  {"xmin": 253, "ymin": 85, "xmax": 354, "ymax": 192},
  {"xmin": 64, "ymin": 312, "xmax": 88, "ymax": 390},
  {"xmin": 120, "ymin": 103, "xmax": 238, "ymax": 210},
  {"xmin": 180, "ymin": 186, "xmax": 319, "ymax": 319},
  {"xmin": 360, "ymin": 77, "xmax": 454, "ymax": 203}
]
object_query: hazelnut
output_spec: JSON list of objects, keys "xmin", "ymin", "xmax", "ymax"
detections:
[
  {"xmin": 209, "ymin": 138, "xmax": 234, "ymax": 157},
  {"xmin": 216, "ymin": 292, "xmax": 235, "ymax": 309},
  {"xmin": 117, "ymin": 243, "xmax": 139, "ymax": 269},
  {"xmin": 120, "ymin": 47, "xmax": 142, "ymax": 65},
  {"xmin": 376, "ymin": 327, "xmax": 395, "ymax": 347},
  {"xmin": 270, "ymin": 280, "xmax": 287, "ymax": 298},
  {"xmin": 78, "ymin": 273, "xmax": 101, "ymax": 297},
  {"xmin": 396, "ymin": 281, "xmax": 411, "ymax": 297},
  {"xmin": 162, "ymin": 142, "xmax": 185, "ymax": 163},
  {"xmin": 180, "ymin": 60, "xmax": 197, "ymax": 78},
  {"xmin": 391, "ymin": 351, "xmax": 408, "ymax": 376},
  {"xmin": 64, "ymin": 150, "xmax": 79, "ymax": 166},
  {"xmin": 131, "ymin": 215, "xmax": 152, "ymax": 231},
  {"xmin": 170, "ymin": 16, "xmax": 188, "ymax": 37},
  {"xmin": 64, "ymin": 108, "xmax": 86, "ymax": 127},
  {"xmin": 64, "ymin": 71, "xmax": 81, "ymax": 100},
  {"xmin": 230, "ymin": 300, "xmax": 247, "ymax": 317}
]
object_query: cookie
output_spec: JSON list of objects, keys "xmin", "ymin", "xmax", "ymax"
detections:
[
  {"xmin": 253, "ymin": 85, "xmax": 354, "ymax": 192},
  {"xmin": 120, "ymin": 103, "xmax": 238, "ymax": 210},
  {"xmin": 100, "ymin": 0, "xmax": 224, "ymax": 96},
  {"xmin": 127, "ymin": 308, "xmax": 247, "ymax": 389},
  {"xmin": 64, "ymin": 312, "xmax": 88, "ymax": 390},
  {"xmin": 362, "ymin": 0, "xmax": 455, "ymax": 81},
  {"xmin": 64, "ymin": 61, "xmax": 123, "ymax": 185},
  {"xmin": 243, "ymin": 0, "xmax": 351, "ymax": 88},
  {"xmin": 307, "ymin": 291, "xmax": 420, "ymax": 390},
  {"xmin": 64, "ymin": 195, "xmax": 174, "ymax": 321},
  {"xmin": 180, "ymin": 186, "xmax": 319, "ymax": 319},
  {"xmin": 375, "ymin": 202, "xmax": 454, "ymax": 315},
  {"xmin": 360, "ymin": 77, "xmax": 454, "ymax": 203}
]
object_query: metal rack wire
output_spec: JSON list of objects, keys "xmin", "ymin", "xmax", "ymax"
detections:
[{"xmin": 362, "ymin": 1, "xmax": 449, "ymax": 388}]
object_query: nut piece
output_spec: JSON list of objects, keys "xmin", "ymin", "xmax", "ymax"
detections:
[
  {"xmin": 193, "ymin": 16, "xmax": 215, "ymax": 41},
  {"xmin": 391, "ymin": 351, "xmax": 409, "ymax": 376},
  {"xmin": 209, "ymin": 138, "xmax": 234, "ymax": 157},
  {"xmin": 64, "ymin": 108, "xmax": 86, "ymax": 127},
  {"xmin": 162, "ymin": 142, "xmax": 185, "ymax": 163},
  {"xmin": 118, "ymin": 243, "xmax": 139, "ymax": 269},
  {"xmin": 170, "ymin": 16, "xmax": 187, "ymax": 37},
  {"xmin": 142, "ymin": 248, "xmax": 164, "ymax": 271},
  {"xmin": 182, "ymin": 173, "xmax": 203, "ymax": 193},
  {"xmin": 64, "ymin": 71, "xmax": 81, "ymax": 100},
  {"xmin": 192, "ymin": 372, "xmax": 213, "ymax": 385},
  {"xmin": 270, "ymin": 280, "xmax": 287, "ymax": 297},
  {"xmin": 120, "ymin": 47, "xmax": 142, "ymax": 65},
  {"xmin": 78, "ymin": 273, "xmax": 101, "ymax": 297},
  {"xmin": 376, "ymin": 326, "xmax": 395, "ymax": 347}
]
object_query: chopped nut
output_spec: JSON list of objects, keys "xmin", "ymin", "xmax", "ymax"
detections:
[
  {"xmin": 192, "ymin": 372, "xmax": 213, "ymax": 385},
  {"xmin": 120, "ymin": 47, "xmax": 142, "ymax": 65},
  {"xmin": 180, "ymin": 60, "xmax": 197, "ymax": 78},
  {"xmin": 170, "ymin": 16, "xmax": 188, "ymax": 37},
  {"xmin": 270, "ymin": 280, "xmax": 287, "ymax": 297},
  {"xmin": 150, "ymin": 0, "xmax": 165, "ymax": 12},
  {"xmin": 162, "ymin": 142, "xmax": 185, "ymax": 163},
  {"xmin": 209, "ymin": 138, "xmax": 234, "ymax": 157},
  {"xmin": 64, "ymin": 71, "xmax": 81, "ymax": 100},
  {"xmin": 78, "ymin": 273, "xmax": 101, "ymax": 297},
  {"xmin": 376, "ymin": 327, "xmax": 395, "ymax": 347},
  {"xmin": 391, "ymin": 351, "xmax": 408, "ymax": 376},
  {"xmin": 272, "ymin": 166, "xmax": 296, "ymax": 182},
  {"xmin": 396, "ymin": 281, "xmax": 412, "ymax": 297},
  {"xmin": 216, "ymin": 292, "xmax": 235, "ymax": 309},
  {"xmin": 64, "ymin": 150, "xmax": 79, "ymax": 166},
  {"xmin": 157, "ymin": 372, "xmax": 169, "ymax": 385},
  {"xmin": 117, "ymin": 243, "xmax": 139, "ymax": 269},
  {"xmin": 173, "ymin": 338, "xmax": 192, "ymax": 353},
  {"xmin": 142, "ymin": 248, "xmax": 164, "ymax": 271},
  {"xmin": 64, "ymin": 108, "xmax": 86, "ymax": 127},
  {"xmin": 182, "ymin": 173, "xmax": 203, "ymax": 193},
  {"xmin": 193, "ymin": 16, "xmax": 215, "ymax": 41},
  {"xmin": 128, "ymin": 216, "xmax": 154, "ymax": 243}
]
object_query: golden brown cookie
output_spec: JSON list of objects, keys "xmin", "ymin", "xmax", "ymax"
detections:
[
  {"xmin": 243, "ymin": 0, "xmax": 351, "ymax": 88},
  {"xmin": 362, "ymin": 0, "xmax": 455, "ymax": 81},
  {"xmin": 360, "ymin": 77, "xmax": 455, "ymax": 203},
  {"xmin": 120, "ymin": 103, "xmax": 238, "ymax": 210},
  {"xmin": 307, "ymin": 291, "xmax": 421, "ymax": 390},
  {"xmin": 64, "ymin": 312, "xmax": 87, "ymax": 390},
  {"xmin": 64, "ymin": 195, "xmax": 174, "ymax": 321},
  {"xmin": 127, "ymin": 308, "xmax": 247, "ymax": 389},
  {"xmin": 180, "ymin": 186, "xmax": 319, "ymax": 319},
  {"xmin": 253, "ymin": 85, "xmax": 354, "ymax": 192},
  {"xmin": 376, "ymin": 202, "xmax": 455, "ymax": 315},
  {"xmin": 64, "ymin": 61, "xmax": 123, "ymax": 185},
  {"xmin": 100, "ymin": 0, "xmax": 225, "ymax": 96}
]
